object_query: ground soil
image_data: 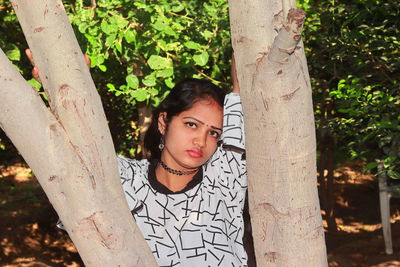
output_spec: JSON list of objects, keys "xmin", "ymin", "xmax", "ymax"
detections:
[{"xmin": 1, "ymin": 159, "xmax": 400, "ymax": 267}]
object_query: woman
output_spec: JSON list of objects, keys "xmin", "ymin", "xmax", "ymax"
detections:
[{"xmin": 119, "ymin": 75, "xmax": 247, "ymax": 266}]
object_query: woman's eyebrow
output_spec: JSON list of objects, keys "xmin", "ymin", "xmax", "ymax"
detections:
[{"xmin": 183, "ymin": 116, "xmax": 222, "ymax": 131}]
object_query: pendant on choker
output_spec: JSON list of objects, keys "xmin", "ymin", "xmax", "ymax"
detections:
[{"xmin": 159, "ymin": 160, "xmax": 198, "ymax": 176}]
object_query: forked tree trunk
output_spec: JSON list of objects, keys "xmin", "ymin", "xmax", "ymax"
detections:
[
  {"xmin": 229, "ymin": 0, "xmax": 328, "ymax": 266},
  {"xmin": 0, "ymin": 0, "xmax": 156, "ymax": 266},
  {"xmin": 0, "ymin": 0, "xmax": 328, "ymax": 266}
]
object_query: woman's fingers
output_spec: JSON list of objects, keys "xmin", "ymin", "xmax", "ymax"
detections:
[
  {"xmin": 25, "ymin": 48, "xmax": 35, "ymax": 66},
  {"xmin": 84, "ymin": 54, "xmax": 91, "ymax": 69},
  {"xmin": 31, "ymin": 66, "xmax": 41, "ymax": 83},
  {"xmin": 25, "ymin": 48, "xmax": 90, "ymax": 83},
  {"xmin": 26, "ymin": 49, "xmax": 42, "ymax": 83}
]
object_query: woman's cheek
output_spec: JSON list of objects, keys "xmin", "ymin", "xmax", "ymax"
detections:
[{"xmin": 207, "ymin": 137, "xmax": 218, "ymax": 151}]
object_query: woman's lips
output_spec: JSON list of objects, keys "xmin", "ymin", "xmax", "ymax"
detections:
[{"xmin": 186, "ymin": 149, "xmax": 202, "ymax": 158}]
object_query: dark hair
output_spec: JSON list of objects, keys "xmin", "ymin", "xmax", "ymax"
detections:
[{"xmin": 144, "ymin": 78, "xmax": 226, "ymax": 159}]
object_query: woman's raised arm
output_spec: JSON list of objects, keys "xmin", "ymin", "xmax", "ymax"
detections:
[{"xmin": 231, "ymin": 53, "xmax": 240, "ymax": 94}]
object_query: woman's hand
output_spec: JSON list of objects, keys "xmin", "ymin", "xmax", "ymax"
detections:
[
  {"xmin": 231, "ymin": 53, "xmax": 240, "ymax": 94},
  {"xmin": 25, "ymin": 49, "xmax": 91, "ymax": 83}
]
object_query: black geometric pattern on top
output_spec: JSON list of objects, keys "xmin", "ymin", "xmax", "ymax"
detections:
[{"xmin": 119, "ymin": 93, "xmax": 247, "ymax": 266}]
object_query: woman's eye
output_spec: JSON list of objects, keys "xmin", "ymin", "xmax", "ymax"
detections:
[
  {"xmin": 209, "ymin": 130, "xmax": 221, "ymax": 138},
  {"xmin": 185, "ymin": 122, "xmax": 197, "ymax": 128}
]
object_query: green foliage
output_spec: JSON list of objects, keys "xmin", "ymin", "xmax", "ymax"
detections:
[
  {"xmin": 64, "ymin": 0, "xmax": 231, "ymax": 108},
  {"xmin": 298, "ymin": 0, "xmax": 400, "ymax": 179}
]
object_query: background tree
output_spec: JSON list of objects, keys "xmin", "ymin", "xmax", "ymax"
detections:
[{"xmin": 299, "ymin": 0, "xmax": 400, "ymax": 232}]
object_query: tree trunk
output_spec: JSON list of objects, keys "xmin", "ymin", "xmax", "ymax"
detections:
[
  {"xmin": 229, "ymin": 1, "xmax": 328, "ymax": 266},
  {"xmin": 1, "ymin": 0, "xmax": 328, "ymax": 265},
  {"xmin": 317, "ymin": 94, "xmax": 337, "ymax": 233},
  {"xmin": 0, "ymin": 0, "xmax": 156, "ymax": 266},
  {"xmin": 325, "ymin": 141, "xmax": 338, "ymax": 232}
]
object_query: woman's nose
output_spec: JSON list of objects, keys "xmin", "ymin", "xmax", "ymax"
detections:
[{"xmin": 193, "ymin": 131, "xmax": 207, "ymax": 148}]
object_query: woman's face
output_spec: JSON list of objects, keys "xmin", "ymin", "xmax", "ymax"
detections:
[{"xmin": 158, "ymin": 98, "xmax": 223, "ymax": 170}]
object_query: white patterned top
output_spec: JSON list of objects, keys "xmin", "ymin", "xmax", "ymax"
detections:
[{"xmin": 119, "ymin": 93, "xmax": 247, "ymax": 267}]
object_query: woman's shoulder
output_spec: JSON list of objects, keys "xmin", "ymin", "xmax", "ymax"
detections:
[{"xmin": 117, "ymin": 155, "xmax": 150, "ymax": 176}]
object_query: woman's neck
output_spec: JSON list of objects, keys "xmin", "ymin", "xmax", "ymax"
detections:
[{"xmin": 155, "ymin": 163, "xmax": 197, "ymax": 192}]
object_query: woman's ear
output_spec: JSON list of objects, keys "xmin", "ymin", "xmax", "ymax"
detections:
[{"xmin": 158, "ymin": 112, "xmax": 167, "ymax": 135}]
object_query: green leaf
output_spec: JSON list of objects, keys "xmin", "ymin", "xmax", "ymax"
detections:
[
  {"xmin": 115, "ymin": 41, "xmax": 122, "ymax": 53},
  {"xmin": 202, "ymin": 30, "xmax": 213, "ymax": 39},
  {"xmin": 106, "ymin": 83, "xmax": 116, "ymax": 91},
  {"xmin": 184, "ymin": 41, "xmax": 201, "ymax": 50},
  {"xmin": 105, "ymin": 34, "xmax": 116, "ymax": 47},
  {"xmin": 124, "ymin": 30, "xmax": 136, "ymax": 43},
  {"xmin": 6, "ymin": 46, "xmax": 20, "ymax": 61},
  {"xmin": 164, "ymin": 27, "xmax": 177, "ymax": 37},
  {"xmin": 142, "ymin": 74, "xmax": 157, "ymax": 87},
  {"xmin": 193, "ymin": 51, "xmax": 209, "ymax": 66},
  {"xmin": 147, "ymin": 55, "xmax": 172, "ymax": 70},
  {"xmin": 171, "ymin": 3, "xmax": 185, "ymax": 13},
  {"xmin": 365, "ymin": 162, "xmax": 378, "ymax": 171},
  {"xmin": 388, "ymin": 170, "xmax": 400, "ymax": 180},
  {"xmin": 165, "ymin": 78, "xmax": 175, "ymax": 89},
  {"xmin": 114, "ymin": 15, "xmax": 129, "ymax": 29},
  {"xmin": 126, "ymin": 74, "xmax": 139, "ymax": 89},
  {"xmin": 101, "ymin": 21, "xmax": 117, "ymax": 34},
  {"xmin": 132, "ymin": 89, "xmax": 148, "ymax": 102},
  {"xmin": 78, "ymin": 23, "xmax": 88, "ymax": 33},
  {"xmin": 152, "ymin": 21, "xmax": 166, "ymax": 31},
  {"xmin": 99, "ymin": 65, "xmax": 107, "ymax": 72},
  {"xmin": 148, "ymin": 87, "xmax": 159, "ymax": 95},
  {"xmin": 151, "ymin": 20, "xmax": 176, "ymax": 37},
  {"xmin": 156, "ymin": 68, "xmax": 174, "ymax": 78},
  {"xmin": 27, "ymin": 78, "xmax": 42, "ymax": 90}
]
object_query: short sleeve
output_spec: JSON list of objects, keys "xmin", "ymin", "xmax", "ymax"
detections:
[{"xmin": 118, "ymin": 156, "xmax": 142, "ymax": 211}]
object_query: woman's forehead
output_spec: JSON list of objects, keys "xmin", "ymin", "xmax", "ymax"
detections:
[{"xmin": 178, "ymin": 99, "xmax": 223, "ymax": 125}]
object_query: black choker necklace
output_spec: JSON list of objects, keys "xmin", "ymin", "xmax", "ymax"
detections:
[{"xmin": 159, "ymin": 160, "xmax": 198, "ymax": 176}]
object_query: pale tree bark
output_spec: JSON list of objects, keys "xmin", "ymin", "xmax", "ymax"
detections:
[
  {"xmin": 229, "ymin": 0, "xmax": 328, "ymax": 266},
  {"xmin": 0, "ymin": 0, "xmax": 156, "ymax": 266}
]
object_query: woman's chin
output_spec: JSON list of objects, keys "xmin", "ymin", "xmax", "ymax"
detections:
[{"xmin": 179, "ymin": 158, "xmax": 206, "ymax": 170}]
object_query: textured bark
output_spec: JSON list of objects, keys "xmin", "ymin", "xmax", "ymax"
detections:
[
  {"xmin": 0, "ymin": 0, "xmax": 156, "ymax": 266},
  {"xmin": 229, "ymin": 1, "xmax": 328, "ymax": 266}
]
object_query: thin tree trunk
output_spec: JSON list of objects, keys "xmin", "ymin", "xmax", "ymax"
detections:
[
  {"xmin": 229, "ymin": 1, "xmax": 328, "ymax": 265},
  {"xmin": 318, "ymin": 143, "xmax": 328, "ymax": 211},
  {"xmin": 0, "ymin": 0, "xmax": 156, "ymax": 265},
  {"xmin": 325, "ymin": 134, "xmax": 337, "ymax": 232},
  {"xmin": 317, "ymin": 93, "xmax": 337, "ymax": 233}
]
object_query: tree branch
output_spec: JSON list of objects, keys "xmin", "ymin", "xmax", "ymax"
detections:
[
  {"xmin": 268, "ymin": 8, "xmax": 305, "ymax": 64},
  {"xmin": 4, "ymin": 0, "xmax": 157, "ymax": 265}
]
